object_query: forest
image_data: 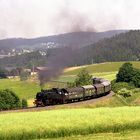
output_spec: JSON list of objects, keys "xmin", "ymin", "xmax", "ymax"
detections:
[{"xmin": 0, "ymin": 30, "xmax": 140, "ymax": 68}]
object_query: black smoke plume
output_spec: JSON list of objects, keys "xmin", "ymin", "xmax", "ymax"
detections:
[
  {"xmin": 39, "ymin": 3, "xmax": 96, "ymax": 86},
  {"xmin": 38, "ymin": 47, "xmax": 75, "ymax": 87}
]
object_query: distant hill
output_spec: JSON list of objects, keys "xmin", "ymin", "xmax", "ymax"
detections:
[
  {"xmin": 0, "ymin": 51, "xmax": 48, "ymax": 68},
  {"xmin": 73, "ymin": 30, "xmax": 140, "ymax": 65},
  {"xmin": 0, "ymin": 30, "xmax": 127, "ymax": 49},
  {"xmin": 2, "ymin": 30, "xmax": 139, "ymax": 68}
]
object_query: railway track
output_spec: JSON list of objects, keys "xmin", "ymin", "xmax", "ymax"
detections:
[{"xmin": 0, "ymin": 91, "xmax": 114, "ymax": 114}]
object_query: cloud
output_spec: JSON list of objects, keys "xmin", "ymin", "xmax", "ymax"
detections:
[{"xmin": 0, "ymin": 0, "xmax": 140, "ymax": 39}]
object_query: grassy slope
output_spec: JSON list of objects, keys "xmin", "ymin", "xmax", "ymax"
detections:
[
  {"xmin": 0, "ymin": 61, "xmax": 140, "ymax": 106},
  {"xmin": 0, "ymin": 79, "xmax": 40, "ymax": 99},
  {"xmin": 0, "ymin": 62, "xmax": 140, "ymax": 139},
  {"xmin": 0, "ymin": 107, "xmax": 140, "ymax": 139},
  {"xmin": 58, "ymin": 71, "xmax": 117, "ymax": 82},
  {"xmin": 63, "ymin": 61, "xmax": 140, "ymax": 75},
  {"xmin": 0, "ymin": 62, "xmax": 119, "ymax": 100},
  {"xmin": 59, "ymin": 61, "xmax": 140, "ymax": 82}
]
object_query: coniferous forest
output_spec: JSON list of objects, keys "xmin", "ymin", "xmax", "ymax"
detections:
[{"xmin": 0, "ymin": 30, "xmax": 140, "ymax": 68}]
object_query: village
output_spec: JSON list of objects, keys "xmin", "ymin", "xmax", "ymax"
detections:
[{"xmin": 3, "ymin": 66, "xmax": 47, "ymax": 78}]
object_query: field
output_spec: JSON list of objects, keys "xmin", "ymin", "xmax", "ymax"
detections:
[
  {"xmin": 47, "ymin": 131, "xmax": 140, "ymax": 140},
  {"xmin": 0, "ymin": 61, "xmax": 140, "ymax": 139},
  {"xmin": 58, "ymin": 61, "xmax": 140, "ymax": 82},
  {"xmin": 63, "ymin": 61, "xmax": 140, "ymax": 75},
  {"xmin": 0, "ymin": 107, "xmax": 140, "ymax": 139},
  {"xmin": 0, "ymin": 61, "xmax": 140, "ymax": 106},
  {"xmin": 0, "ymin": 78, "xmax": 40, "ymax": 99},
  {"xmin": 57, "ymin": 71, "xmax": 117, "ymax": 82}
]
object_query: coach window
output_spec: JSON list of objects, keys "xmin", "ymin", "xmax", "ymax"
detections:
[{"xmin": 90, "ymin": 90, "xmax": 92, "ymax": 94}]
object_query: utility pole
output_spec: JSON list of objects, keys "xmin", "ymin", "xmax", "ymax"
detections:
[{"xmin": 32, "ymin": 63, "xmax": 35, "ymax": 75}]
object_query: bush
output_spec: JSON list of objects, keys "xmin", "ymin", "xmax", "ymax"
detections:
[
  {"xmin": 131, "ymin": 68, "xmax": 140, "ymax": 87},
  {"xmin": 117, "ymin": 88, "xmax": 132, "ymax": 97},
  {"xmin": 116, "ymin": 62, "xmax": 134, "ymax": 83},
  {"xmin": 20, "ymin": 71, "xmax": 30, "ymax": 81},
  {"xmin": 0, "ymin": 89, "xmax": 21, "ymax": 110},
  {"xmin": 75, "ymin": 68, "xmax": 92, "ymax": 86},
  {"xmin": 0, "ymin": 68, "xmax": 7, "ymax": 78},
  {"xmin": 116, "ymin": 62, "xmax": 140, "ymax": 88},
  {"xmin": 112, "ymin": 81, "xmax": 134, "ymax": 93},
  {"xmin": 67, "ymin": 82, "xmax": 76, "ymax": 88},
  {"xmin": 21, "ymin": 99, "xmax": 28, "ymax": 108}
]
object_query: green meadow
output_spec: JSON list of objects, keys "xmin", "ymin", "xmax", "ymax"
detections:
[
  {"xmin": 0, "ymin": 61, "xmax": 140, "ymax": 106},
  {"xmin": 0, "ymin": 78, "xmax": 40, "ymax": 100},
  {"xmin": 0, "ymin": 107, "xmax": 140, "ymax": 139},
  {"xmin": 63, "ymin": 61, "xmax": 140, "ymax": 75},
  {"xmin": 0, "ymin": 61, "xmax": 140, "ymax": 139}
]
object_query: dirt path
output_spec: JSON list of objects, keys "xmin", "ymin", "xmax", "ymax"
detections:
[{"xmin": 0, "ymin": 91, "xmax": 114, "ymax": 114}]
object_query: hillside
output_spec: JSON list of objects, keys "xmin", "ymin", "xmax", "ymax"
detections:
[
  {"xmin": 1, "ymin": 30, "xmax": 140, "ymax": 68},
  {"xmin": 0, "ymin": 61, "xmax": 140, "ymax": 102},
  {"xmin": 64, "ymin": 61, "xmax": 140, "ymax": 75},
  {"xmin": 0, "ymin": 30, "xmax": 126, "ymax": 49},
  {"xmin": 74, "ymin": 30, "xmax": 140, "ymax": 65},
  {"xmin": 0, "ymin": 51, "xmax": 48, "ymax": 68}
]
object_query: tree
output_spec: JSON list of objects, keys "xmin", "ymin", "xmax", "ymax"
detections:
[
  {"xmin": 20, "ymin": 71, "xmax": 30, "ymax": 81},
  {"xmin": 75, "ymin": 68, "xmax": 92, "ymax": 86},
  {"xmin": 116, "ymin": 62, "xmax": 134, "ymax": 82},
  {"xmin": 0, "ymin": 68, "xmax": 7, "ymax": 78},
  {"xmin": 132, "ymin": 68, "xmax": 140, "ymax": 87},
  {"xmin": 0, "ymin": 89, "xmax": 21, "ymax": 110},
  {"xmin": 21, "ymin": 99, "xmax": 28, "ymax": 108},
  {"xmin": 116, "ymin": 62, "xmax": 140, "ymax": 88}
]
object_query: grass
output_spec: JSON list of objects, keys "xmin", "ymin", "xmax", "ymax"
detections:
[
  {"xmin": 63, "ymin": 61, "xmax": 140, "ymax": 75},
  {"xmin": 46, "ymin": 130, "xmax": 140, "ymax": 140},
  {"xmin": 57, "ymin": 71, "xmax": 117, "ymax": 82},
  {"xmin": 0, "ymin": 61, "xmax": 139, "ymax": 107},
  {"xmin": 0, "ymin": 78, "xmax": 40, "ymax": 99},
  {"xmin": 0, "ymin": 71, "xmax": 116, "ymax": 102},
  {"xmin": 0, "ymin": 107, "xmax": 140, "ymax": 139},
  {"xmin": 0, "ymin": 61, "xmax": 139, "ymax": 106}
]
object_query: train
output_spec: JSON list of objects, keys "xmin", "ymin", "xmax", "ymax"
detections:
[{"xmin": 34, "ymin": 78, "xmax": 111, "ymax": 107}]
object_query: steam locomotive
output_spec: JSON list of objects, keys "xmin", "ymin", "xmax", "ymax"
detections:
[{"xmin": 34, "ymin": 78, "xmax": 111, "ymax": 107}]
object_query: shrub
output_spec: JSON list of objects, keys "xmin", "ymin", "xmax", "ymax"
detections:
[
  {"xmin": 112, "ymin": 81, "xmax": 134, "ymax": 93},
  {"xmin": 75, "ymin": 68, "xmax": 92, "ymax": 86},
  {"xmin": 132, "ymin": 68, "xmax": 140, "ymax": 87},
  {"xmin": 0, "ymin": 68, "xmax": 7, "ymax": 78},
  {"xmin": 0, "ymin": 89, "xmax": 21, "ymax": 110},
  {"xmin": 21, "ymin": 99, "xmax": 28, "ymax": 108},
  {"xmin": 67, "ymin": 82, "xmax": 76, "ymax": 88},
  {"xmin": 20, "ymin": 71, "xmax": 30, "ymax": 81},
  {"xmin": 117, "ymin": 88, "xmax": 132, "ymax": 97},
  {"xmin": 116, "ymin": 62, "xmax": 140, "ymax": 88},
  {"xmin": 116, "ymin": 62, "xmax": 134, "ymax": 83}
]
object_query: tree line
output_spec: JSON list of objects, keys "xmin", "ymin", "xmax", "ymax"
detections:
[
  {"xmin": 73, "ymin": 30, "xmax": 140, "ymax": 65},
  {"xmin": 0, "ymin": 30, "xmax": 140, "ymax": 68}
]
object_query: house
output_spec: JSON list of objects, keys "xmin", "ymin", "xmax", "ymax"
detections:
[
  {"xmin": 31, "ymin": 67, "xmax": 48, "ymax": 75},
  {"xmin": 5, "ymin": 67, "xmax": 31, "ymax": 78}
]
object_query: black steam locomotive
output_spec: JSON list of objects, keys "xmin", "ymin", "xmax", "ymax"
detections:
[{"xmin": 34, "ymin": 78, "xmax": 111, "ymax": 107}]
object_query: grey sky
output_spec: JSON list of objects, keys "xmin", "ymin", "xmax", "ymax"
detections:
[{"xmin": 0, "ymin": 0, "xmax": 140, "ymax": 39}]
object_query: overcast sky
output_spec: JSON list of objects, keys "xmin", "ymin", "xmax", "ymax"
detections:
[{"xmin": 0, "ymin": 0, "xmax": 140, "ymax": 39}]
